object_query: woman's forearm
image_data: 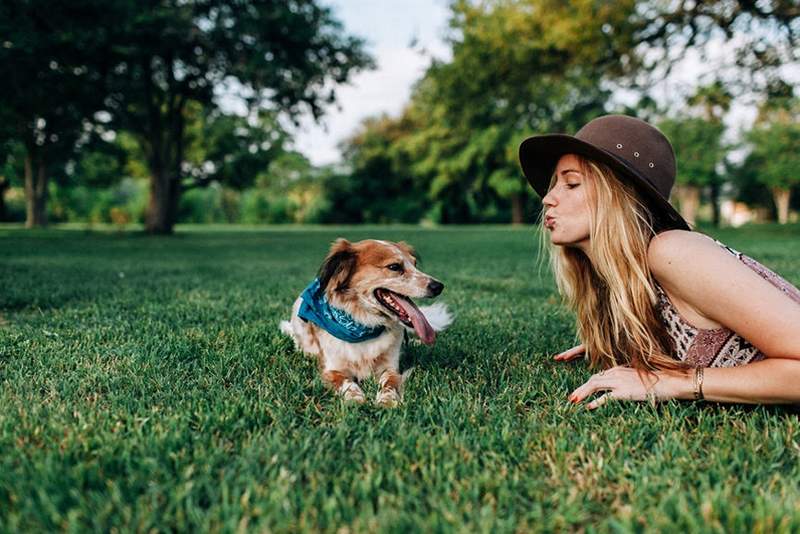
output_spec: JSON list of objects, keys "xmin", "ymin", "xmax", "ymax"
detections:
[{"xmin": 690, "ymin": 358, "xmax": 800, "ymax": 404}]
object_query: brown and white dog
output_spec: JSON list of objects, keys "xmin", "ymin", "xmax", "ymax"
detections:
[{"xmin": 280, "ymin": 238, "xmax": 451, "ymax": 406}]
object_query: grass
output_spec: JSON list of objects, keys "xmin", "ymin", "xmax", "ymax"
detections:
[{"xmin": 1, "ymin": 223, "xmax": 799, "ymax": 533}]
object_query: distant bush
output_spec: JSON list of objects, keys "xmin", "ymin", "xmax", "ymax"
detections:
[
  {"xmin": 48, "ymin": 177, "xmax": 147, "ymax": 224},
  {"xmin": 240, "ymin": 189, "xmax": 297, "ymax": 223},
  {"xmin": 3, "ymin": 187, "xmax": 26, "ymax": 222}
]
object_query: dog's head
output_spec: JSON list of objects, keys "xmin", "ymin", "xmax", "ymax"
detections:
[{"xmin": 318, "ymin": 238, "xmax": 444, "ymax": 344}]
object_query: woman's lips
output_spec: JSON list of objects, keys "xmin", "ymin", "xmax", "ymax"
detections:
[{"xmin": 544, "ymin": 216, "xmax": 556, "ymax": 229}]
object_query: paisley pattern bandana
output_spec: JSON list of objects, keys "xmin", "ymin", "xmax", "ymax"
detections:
[{"xmin": 297, "ymin": 278, "xmax": 385, "ymax": 343}]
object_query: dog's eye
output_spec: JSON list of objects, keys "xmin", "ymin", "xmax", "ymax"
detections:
[{"xmin": 386, "ymin": 263, "xmax": 404, "ymax": 272}]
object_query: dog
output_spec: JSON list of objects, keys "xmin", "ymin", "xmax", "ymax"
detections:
[{"xmin": 280, "ymin": 238, "xmax": 451, "ymax": 406}]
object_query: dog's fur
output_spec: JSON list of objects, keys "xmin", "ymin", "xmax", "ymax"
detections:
[{"xmin": 280, "ymin": 238, "xmax": 451, "ymax": 406}]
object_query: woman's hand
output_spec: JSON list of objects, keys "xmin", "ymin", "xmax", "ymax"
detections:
[
  {"xmin": 554, "ymin": 344, "xmax": 585, "ymax": 362},
  {"xmin": 568, "ymin": 366, "xmax": 693, "ymax": 409}
]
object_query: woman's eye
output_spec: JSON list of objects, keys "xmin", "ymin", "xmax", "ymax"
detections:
[
  {"xmin": 387, "ymin": 263, "xmax": 404, "ymax": 272},
  {"xmin": 565, "ymin": 183, "xmax": 580, "ymax": 189}
]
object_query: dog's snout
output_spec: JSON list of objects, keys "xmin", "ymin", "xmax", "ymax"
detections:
[{"xmin": 427, "ymin": 280, "xmax": 444, "ymax": 296}]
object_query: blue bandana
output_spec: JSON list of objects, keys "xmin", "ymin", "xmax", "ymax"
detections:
[{"xmin": 297, "ymin": 278, "xmax": 385, "ymax": 343}]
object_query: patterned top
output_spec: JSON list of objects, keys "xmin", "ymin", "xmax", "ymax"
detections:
[{"xmin": 655, "ymin": 241, "xmax": 800, "ymax": 368}]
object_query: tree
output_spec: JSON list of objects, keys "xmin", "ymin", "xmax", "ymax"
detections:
[
  {"xmin": 744, "ymin": 89, "xmax": 800, "ymax": 224},
  {"xmin": 658, "ymin": 116, "xmax": 726, "ymax": 226},
  {"xmin": 182, "ymin": 106, "xmax": 290, "ymax": 192},
  {"xmin": 396, "ymin": 0, "xmax": 633, "ymax": 224},
  {"xmin": 103, "ymin": 0, "xmax": 373, "ymax": 234},
  {"xmin": 631, "ymin": 1, "xmax": 800, "ymax": 94},
  {"xmin": 0, "ymin": 0, "xmax": 113, "ymax": 227},
  {"xmin": 685, "ymin": 81, "xmax": 732, "ymax": 226},
  {"xmin": 331, "ymin": 114, "xmax": 429, "ymax": 224}
]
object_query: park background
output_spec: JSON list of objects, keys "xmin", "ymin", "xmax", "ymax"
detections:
[
  {"xmin": 2, "ymin": 1, "xmax": 800, "ymax": 532},
  {"xmin": 1, "ymin": 0, "xmax": 799, "ymax": 231}
]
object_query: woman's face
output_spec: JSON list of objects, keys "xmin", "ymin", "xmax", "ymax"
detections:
[{"xmin": 541, "ymin": 154, "xmax": 593, "ymax": 249}]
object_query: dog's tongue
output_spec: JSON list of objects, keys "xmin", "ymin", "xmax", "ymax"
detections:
[{"xmin": 395, "ymin": 295, "xmax": 436, "ymax": 345}]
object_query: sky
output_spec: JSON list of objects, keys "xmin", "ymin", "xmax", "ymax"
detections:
[{"xmin": 292, "ymin": 0, "xmax": 451, "ymax": 166}]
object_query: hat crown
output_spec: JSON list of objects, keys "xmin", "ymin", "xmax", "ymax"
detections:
[{"xmin": 575, "ymin": 115, "xmax": 676, "ymax": 199}]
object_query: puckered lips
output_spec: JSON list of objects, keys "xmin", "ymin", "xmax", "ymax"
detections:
[{"xmin": 373, "ymin": 288, "xmax": 436, "ymax": 345}]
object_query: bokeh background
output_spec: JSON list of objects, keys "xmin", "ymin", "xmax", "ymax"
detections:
[{"xmin": 1, "ymin": 0, "xmax": 798, "ymax": 234}]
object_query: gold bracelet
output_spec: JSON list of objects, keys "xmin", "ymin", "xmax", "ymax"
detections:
[
  {"xmin": 693, "ymin": 367, "xmax": 705, "ymax": 400},
  {"xmin": 697, "ymin": 366, "xmax": 705, "ymax": 400}
]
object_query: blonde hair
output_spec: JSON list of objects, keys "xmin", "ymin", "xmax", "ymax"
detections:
[{"xmin": 542, "ymin": 155, "xmax": 681, "ymax": 371}]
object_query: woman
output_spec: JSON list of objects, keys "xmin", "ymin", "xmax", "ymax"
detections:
[{"xmin": 518, "ymin": 115, "xmax": 800, "ymax": 408}]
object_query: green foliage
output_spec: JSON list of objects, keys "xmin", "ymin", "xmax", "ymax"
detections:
[
  {"xmin": 630, "ymin": 1, "xmax": 800, "ymax": 94},
  {"xmin": 331, "ymin": 115, "xmax": 429, "ymax": 223},
  {"xmin": 353, "ymin": 0, "xmax": 634, "ymax": 223},
  {"xmin": 179, "ymin": 185, "xmax": 237, "ymax": 224},
  {"xmin": 1, "ymin": 226, "xmax": 799, "ymax": 530},
  {"xmin": 731, "ymin": 93, "xmax": 800, "ymax": 218},
  {"xmin": 239, "ymin": 190, "xmax": 296, "ymax": 224},
  {"xmin": 745, "ymin": 103, "xmax": 800, "ymax": 191},
  {"xmin": 0, "ymin": 140, "xmax": 25, "ymax": 221},
  {"xmin": 49, "ymin": 178, "xmax": 148, "ymax": 225},
  {"xmin": 0, "ymin": 0, "xmax": 115, "ymax": 225},
  {"xmin": 658, "ymin": 117, "xmax": 726, "ymax": 187},
  {"xmin": 183, "ymin": 107, "xmax": 289, "ymax": 191}
]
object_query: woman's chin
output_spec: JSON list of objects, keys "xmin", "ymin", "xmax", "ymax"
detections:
[
  {"xmin": 549, "ymin": 232, "xmax": 586, "ymax": 248},
  {"xmin": 548, "ymin": 232, "xmax": 570, "ymax": 246}
]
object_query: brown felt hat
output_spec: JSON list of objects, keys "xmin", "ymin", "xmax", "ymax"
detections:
[{"xmin": 519, "ymin": 114, "xmax": 690, "ymax": 231}]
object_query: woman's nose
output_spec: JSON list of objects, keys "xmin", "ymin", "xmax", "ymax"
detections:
[{"xmin": 542, "ymin": 189, "xmax": 557, "ymax": 208}]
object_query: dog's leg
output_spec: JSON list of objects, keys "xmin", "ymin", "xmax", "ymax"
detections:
[
  {"xmin": 281, "ymin": 299, "xmax": 322, "ymax": 357},
  {"xmin": 375, "ymin": 369, "xmax": 403, "ymax": 407},
  {"xmin": 321, "ymin": 370, "xmax": 365, "ymax": 403}
]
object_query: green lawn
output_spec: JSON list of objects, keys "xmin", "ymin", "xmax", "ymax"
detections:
[{"xmin": 1, "ymin": 224, "xmax": 799, "ymax": 532}]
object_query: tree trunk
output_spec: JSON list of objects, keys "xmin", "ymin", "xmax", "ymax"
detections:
[
  {"xmin": 771, "ymin": 187, "xmax": 791, "ymax": 225},
  {"xmin": 145, "ymin": 165, "xmax": 180, "ymax": 234},
  {"xmin": 24, "ymin": 144, "xmax": 48, "ymax": 228},
  {"xmin": 144, "ymin": 89, "xmax": 186, "ymax": 235},
  {"xmin": 510, "ymin": 192, "xmax": 525, "ymax": 225},
  {"xmin": 673, "ymin": 184, "xmax": 700, "ymax": 226},
  {"xmin": 709, "ymin": 181, "xmax": 720, "ymax": 227}
]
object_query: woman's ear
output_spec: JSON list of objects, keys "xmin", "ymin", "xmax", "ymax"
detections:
[{"xmin": 318, "ymin": 238, "xmax": 357, "ymax": 293}]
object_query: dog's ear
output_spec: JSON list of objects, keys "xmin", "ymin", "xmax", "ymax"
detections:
[
  {"xmin": 318, "ymin": 238, "xmax": 357, "ymax": 293},
  {"xmin": 396, "ymin": 241, "xmax": 420, "ymax": 266}
]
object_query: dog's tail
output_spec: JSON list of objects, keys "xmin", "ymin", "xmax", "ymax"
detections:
[{"xmin": 418, "ymin": 302, "xmax": 453, "ymax": 332}]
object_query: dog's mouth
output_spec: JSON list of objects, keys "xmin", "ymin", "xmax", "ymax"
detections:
[{"xmin": 373, "ymin": 288, "xmax": 436, "ymax": 345}]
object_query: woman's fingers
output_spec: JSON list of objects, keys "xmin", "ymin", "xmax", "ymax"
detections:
[
  {"xmin": 554, "ymin": 344, "xmax": 586, "ymax": 361},
  {"xmin": 569, "ymin": 367, "xmax": 649, "ymax": 408},
  {"xmin": 568, "ymin": 371, "xmax": 611, "ymax": 403},
  {"xmin": 586, "ymin": 392, "xmax": 612, "ymax": 410}
]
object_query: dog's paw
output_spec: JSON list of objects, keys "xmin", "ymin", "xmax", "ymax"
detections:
[
  {"xmin": 339, "ymin": 381, "xmax": 366, "ymax": 403},
  {"xmin": 375, "ymin": 387, "xmax": 401, "ymax": 407}
]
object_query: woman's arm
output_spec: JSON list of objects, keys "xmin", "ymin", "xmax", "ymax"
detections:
[
  {"xmin": 700, "ymin": 358, "xmax": 800, "ymax": 404},
  {"xmin": 569, "ymin": 358, "xmax": 800, "ymax": 409},
  {"xmin": 649, "ymin": 231, "xmax": 800, "ymax": 403},
  {"xmin": 571, "ymin": 231, "xmax": 800, "ymax": 408}
]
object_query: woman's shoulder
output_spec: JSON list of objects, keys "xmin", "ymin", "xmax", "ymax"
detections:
[
  {"xmin": 647, "ymin": 230, "xmax": 738, "ymax": 287},
  {"xmin": 649, "ymin": 230, "xmax": 716, "ymax": 268}
]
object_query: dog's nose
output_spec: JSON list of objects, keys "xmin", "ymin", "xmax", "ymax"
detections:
[{"xmin": 427, "ymin": 280, "xmax": 444, "ymax": 296}]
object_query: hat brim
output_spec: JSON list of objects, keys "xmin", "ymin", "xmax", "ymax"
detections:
[{"xmin": 519, "ymin": 134, "xmax": 690, "ymax": 231}]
